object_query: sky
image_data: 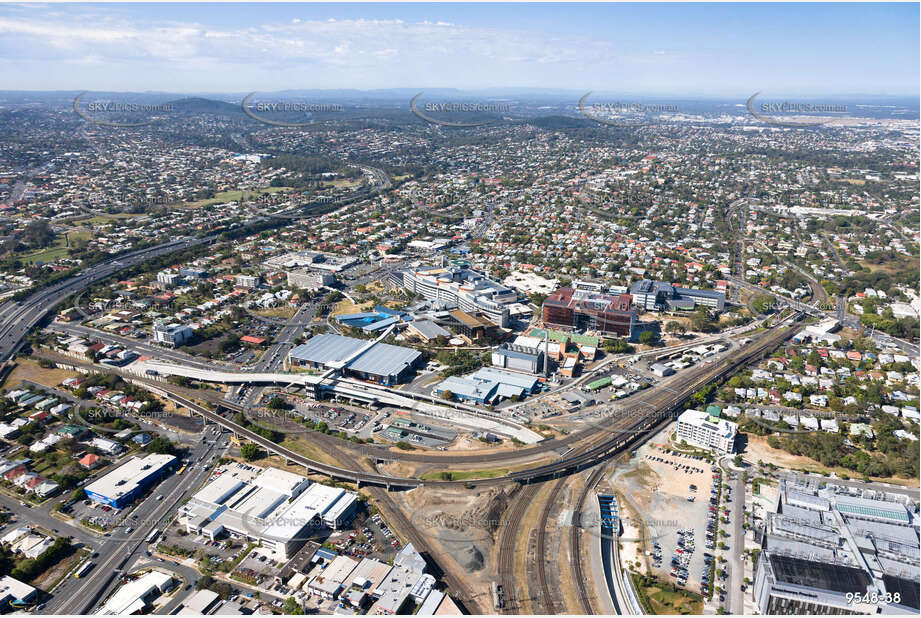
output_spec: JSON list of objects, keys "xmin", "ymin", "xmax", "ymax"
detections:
[{"xmin": 0, "ymin": 2, "xmax": 917, "ymax": 96}]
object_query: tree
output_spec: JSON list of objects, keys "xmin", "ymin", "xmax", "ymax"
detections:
[
  {"xmin": 283, "ymin": 598, "xmax": 304, "ymax": 614},
  {"xmin": 664, "ymin": 321, "xmax": 686, "ymax": 335},
  {"xmin": 266, "ymin": 396, "xmax": 289, "ymax": 410},
  {"xmin": 240, "ymin": 443, "xmax": 263, "ymax": 461},
  {"xmin": 638, "ymin": 330, "xmax": 656, "ymax": 345},
  {"xmin": 146, "ymin": 436, "xmax": 176, "ymax": 455},
  {"xmin": 440, "ymin": 390, "xmax": 454, "ymax": 401}
]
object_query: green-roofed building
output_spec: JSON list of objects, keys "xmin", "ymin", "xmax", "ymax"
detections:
[
  {"xmin": 586, "ymin": 376, "xmax": 613, "ymax": 391},
  {"xmin": 706, "ymin": 405, "xmax": 722, "ymax": 418},
  {"xmin": 529, "ymin": 328, "xmax": 599, "ymax": 348},
  {"xmin": 57, "ymin": 424, "xmax": 87, "ymax": 439}
]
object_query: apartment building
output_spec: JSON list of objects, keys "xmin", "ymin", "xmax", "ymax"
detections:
[{"xmin": 675, "ymin": 409, "xmax": 737, "ymax": 454}]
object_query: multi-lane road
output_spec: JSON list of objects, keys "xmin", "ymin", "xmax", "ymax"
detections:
[
  {"xmin": 43, "ymin": 425, "xmax": 230, "ymax": 614},
  {"xmin": 0, "ymin": 237, "xmax": 204, "ymax": 362}
]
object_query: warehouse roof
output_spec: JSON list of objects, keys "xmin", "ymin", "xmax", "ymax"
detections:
[
  {"xmin": 289, "ymin": 334, "xmax": 421, "ymax": 378},
  {"xmin": 84, "ymin": 454, "xmax": 176, "ymax": 502}
]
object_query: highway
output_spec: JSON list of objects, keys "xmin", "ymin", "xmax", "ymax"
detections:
[{"xmin": 0, "ymin": 237, "xmax": 204, "ymax": 363}]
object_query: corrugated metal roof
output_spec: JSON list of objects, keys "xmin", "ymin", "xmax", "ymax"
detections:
[{"xmin": 289, "ymin": 334, "xmax": 421, "ymax": 378}]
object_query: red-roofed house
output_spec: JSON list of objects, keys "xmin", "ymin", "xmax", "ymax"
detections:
[{"xmin": 79, "ymin": 453, "xmax": 101, "ymax": 469}]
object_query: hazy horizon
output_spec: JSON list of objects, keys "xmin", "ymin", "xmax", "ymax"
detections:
[{"xmin": 1, "ymin": 3, "xmax": 917, "ymax": 95}]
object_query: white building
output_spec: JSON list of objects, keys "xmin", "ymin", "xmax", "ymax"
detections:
[
  {"xmin": 181, "ymin": 463, "xmax": 357, "ymax": 560},
  {"xmin": 153, "ymin": 323, "xmax": 193, "ymax": 347},
  {"xmin": 235, "ymin": 274, "xmax": 260, "ymax": 289},
  {"xmin": 675, "ymin": 409, "xmax": 737, "ymax": 454},
  {"xmin": 286, "ymin": 269, "xmax": 335, "ymax": 290},
  {"xmin": 95, "ymin": 570, "xmax": 174, "ymax": 615},
  {"xmin": 156, "ymin": 271, "xmax": 180, "ymax": 287},
  {"xmin": 395, "ymin": 266, "xmax": 517, "ymax": 328}
]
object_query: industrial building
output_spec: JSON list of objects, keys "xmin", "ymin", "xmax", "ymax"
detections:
[
  {"xmin": 754, "ymin": 480, "xmax": 919, "ymax": 615},
  {"xmin": 84, "ymin": 453, "xmax": 177, "ymax": 509},
  {"xmin": 286, "ymin": 333, "xmax": 422, "ymax": 385},
  {"xmin": 96, "ymin": 570, "xmax": 174, "ymax": 615},
  {"xmin": 181, "ymin": 463, "xmax": 358, "ymax": 560},
  {"xmin": 541, "ymin": 286, "xmax": 638, "ymax": 339},
  {"xmin": 675, "ymin": 409, "xmax": 737, "ymax": 454},
  {"xmin": 393, "ymin": 266, "xmax": 518, "ymax": 328},
  {"xmin": 629, "ymin": 279, "xmax": 726, "ymax": 311},
  {"xmin": 491, "ymin": 342, "xmax": 545, "ymax": 374},
  {"xmin": 433, "ymin": 366, "xmax": 540, "ymax": 404}
]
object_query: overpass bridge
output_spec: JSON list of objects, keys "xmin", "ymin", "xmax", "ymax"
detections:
[
  {"xmin": 727, "ymin": 275, "xmax": 827, "ymax": 317},
  {"xmin": 137, "ymin": 359, "xmax": 543, "ymax": 444}
]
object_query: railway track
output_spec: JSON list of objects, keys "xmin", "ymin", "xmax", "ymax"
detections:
[
  {"xmin": 495, "ymin": 484, "xmax": 541, "ymax": 613},
  {"xmin": 41, "ymin": 322, "xmax": 796, "ymax": 490},
  {"xmin": 311, "ymin": 432, "xmax": 486, "ymax": 614},
  {"xmin": 534, "ymin": 476, "xmax": 566, "ymax": 614},
  {"xmin": 570, "ymin": 465, "xmax": 607, "ymax": 615}
]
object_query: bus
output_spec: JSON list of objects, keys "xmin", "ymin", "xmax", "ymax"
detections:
[
  {"xmin": 176, "ymin": 465, "xmax": 187, "ymax": 476},
  {"xmin": 146, "ymin": 528, "xmax": 160, "ymax": 544},
  {"xmin": 74, "ymin": 561, "xmax": 94, "ymax": 578}
]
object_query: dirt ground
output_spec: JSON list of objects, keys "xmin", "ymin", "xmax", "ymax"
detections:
[
  {"xmin": 611, "ymin": 423, "xmax": 717, "ymax": 594},
  {"xmin": 331, "ymin": 299, "xmax": 373, "ymax": 317},
  {"xmin": 393, "ymin": 483, "xmax": 517, "ymax": 607},
  {"xmin": 1, "ymin": 359, "xmax": 80, "ymax": 390}
]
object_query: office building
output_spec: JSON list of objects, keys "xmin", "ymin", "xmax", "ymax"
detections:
[
  {"xmin": 84, "ymin": 453, "xmax": 177, "ymax": 509},
  {"xmin": 286, "ymin": 269, "xmax": 335, "ymax": 290},
  {"xmin": 675, "ymin": 409, "xmax": 737, "ymax": 454},
  {"xmin": 754, "ymin": 480, "xmax": 918, "ymax": 615},
  {"xmin": 153, "ymin": 322, "xmax": 193, "ymax": 347},
  {"xmin": 394, "ymin": 266, "xmax": 517, "ymax": 328},
  {"xmin": 541, "ymin": 287, "xmax": 638, "ymax": 339},
  {"xmin": 629, "ymin": 279, "xmax": 725, "ymax": 312}
]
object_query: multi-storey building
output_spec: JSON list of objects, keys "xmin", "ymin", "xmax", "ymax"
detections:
[
  {"xmin": 235, "ymin": 274, "xmax": 259, "ymax": 289},
  {"xmin": 156, "ymin": 271, "xmax": 180, "ymax": 287},
  {"xmin": 629, "ymin": 279, "xmax": 726, "ymax": 311},
  {"xmin": 286, "ymin": 269, "xmax": 335, "ymax": 290},
  {"xmin": 754, "ymin": 480, "xmax": 919, "ymax": 615},
  {"xmin": 153, "ymin": 322, "xmax": 193, "ymax": 347},
  {"xmin": 541, "ymin": 287, "xmax": 638, "ymax": 339},
  {"xmin": 675, "ymin": 409, "xmax": 737, "ymax": 454},
  {"xmin": 394, "ymin": 266, "xmax": 516, "ymax": 328}
]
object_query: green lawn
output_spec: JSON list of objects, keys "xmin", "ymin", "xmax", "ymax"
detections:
[
  {"xmin": 22, "ymin": 242, "xmax": 69, "ymax": 265},
  {"xmin": 631, "ymin": 573, "xmax": 703, "ymax": 615},
  {"xmin": 419, "ymin": 468, "xmax": 509, "ymax": 481},
  {"xmin": 180, "ymin": 187, "xmax": 294, "ymax": 209}
]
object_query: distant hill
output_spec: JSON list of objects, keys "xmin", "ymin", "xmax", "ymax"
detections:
[
  {"xmin": 166, "ymin": 97, "xmax": 244, "ymax": 116},
  {"xmin": 525, "ymin": 115, "xmax": 594, "ymax": 129}
]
